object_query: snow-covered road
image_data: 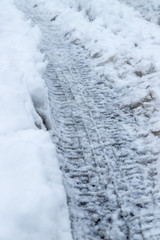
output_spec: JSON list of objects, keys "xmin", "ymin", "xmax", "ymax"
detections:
[{"xmin": 7, "ymin": 0, "xmax": 160, "ymax": 239}]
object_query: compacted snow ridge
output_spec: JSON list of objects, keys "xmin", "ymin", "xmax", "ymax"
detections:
[
  {"xmin": 0, "ymin": 0, "xmax": 72, "ymax": 240},
  {"xmin": 15, "ymin": 0, "xmax": 160, "ymax": 240}
]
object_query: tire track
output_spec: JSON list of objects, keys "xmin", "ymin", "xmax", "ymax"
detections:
[{"xmin": 15, "ymin": 1, "xmax": 160, "ymax": 239}]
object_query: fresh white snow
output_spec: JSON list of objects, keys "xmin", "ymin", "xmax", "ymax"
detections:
[{"xmin": 0, "ymin": 0, "xmax": 72, "ymax": 239}]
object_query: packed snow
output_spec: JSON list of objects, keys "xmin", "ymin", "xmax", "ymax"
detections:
[{"xmin": 0, "ymin": 0, "xmax": 72, "ymax": 239}]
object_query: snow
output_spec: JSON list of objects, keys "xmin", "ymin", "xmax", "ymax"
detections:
[
  {"xmin": 23, "ymin": 0, "xmax": 160, "ymax": 157},
  {"xmin": 15, "ymin": 0, "xmax": 160, "ymax": 238},
  {"xmin": 120, "ymin": 0, "xmax": 160, "ymax": 24},
  {"xmin": 24, "ymin": 0, "xmax": 160, "ymax": 86},
  {"xmin": 0, "ymin": 0, "xmax": 72, "ymax": 239},
  {"xmin": 3, "ymin": 0, "xmax": 160, "ymax": 238}
]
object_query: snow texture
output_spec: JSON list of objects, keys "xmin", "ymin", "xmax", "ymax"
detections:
[
  {"xmin": 15, "ymin": 0, "xmax": 160, "ymax": 239},
  {"xmin": 119, "ymin": 0, "xmax": 160, "ymax": 25},
  {"xmin": 0, "ymin": 1, "xmax": 72, "ymax": 240}
]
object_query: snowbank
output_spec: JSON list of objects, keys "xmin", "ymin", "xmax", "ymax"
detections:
[{"xmin": 0, "ymin": 0, "xmax": 72, "ymax": 239}]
